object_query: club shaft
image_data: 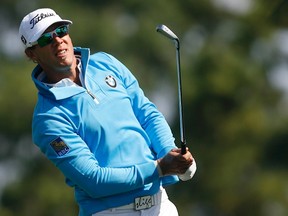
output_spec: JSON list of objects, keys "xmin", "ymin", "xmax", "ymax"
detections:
[
  {"xmin": 156, "ymin": 24, "xmax": 187, "ymax": 155},
  {"xmin": 175, "ymin": 43, "xmax": 186, "ymax": 155}
]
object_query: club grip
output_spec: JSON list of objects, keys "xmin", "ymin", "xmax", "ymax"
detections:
[{"xmin": 181, "ymin": 141, "xmax": 186, "ymax": 155}]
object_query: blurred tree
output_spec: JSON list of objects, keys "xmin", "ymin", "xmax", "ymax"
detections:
[
  {"xmin": 1, "ymin": 0, "xmax": 288, "ymax": 215},
  {"xmin": 1, "ymin": 157, "xmax": 77, "ymax": 216}
]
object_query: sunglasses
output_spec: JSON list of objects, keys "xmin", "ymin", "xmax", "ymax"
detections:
[{"xmin": 31, "ymin": 25, "xmax": 69, "ymax": 47}]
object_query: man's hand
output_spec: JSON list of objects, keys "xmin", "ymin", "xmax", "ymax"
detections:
[{"xmin": 157, "ymin": 148, "xmax": 194, "ymax": 176}]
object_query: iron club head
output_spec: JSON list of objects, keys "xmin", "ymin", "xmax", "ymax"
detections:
[{"xmin": 156, "ymin": 24, "xmax": 179, "ymax": 41}]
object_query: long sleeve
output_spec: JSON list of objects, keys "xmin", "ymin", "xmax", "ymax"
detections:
[
  {"xmin": 101, "ymin": 53, "xmax": 177, "ymax": 158},
  {"xmin": 32, "ymin": 102, "xmax": 160, "ymax": 199}
]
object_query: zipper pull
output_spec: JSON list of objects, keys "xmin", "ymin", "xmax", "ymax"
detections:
[{"xmin": 87, "ymin": 90, "xmax": 99, "ymax": 104}]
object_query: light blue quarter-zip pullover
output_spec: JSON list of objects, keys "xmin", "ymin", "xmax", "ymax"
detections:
[{"xmin": 32, "ymin": 47, "xmax": 178, "ymax": 216}]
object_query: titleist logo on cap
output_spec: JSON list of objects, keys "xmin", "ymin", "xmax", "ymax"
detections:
[{"xmin": 30, "ymin": 12, "xmax": 55, "ymax": 29}]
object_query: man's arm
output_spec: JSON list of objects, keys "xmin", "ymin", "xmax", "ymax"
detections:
[{"xmin": 32, "ymin": 112, "xmax": 160, "ymax": 199}]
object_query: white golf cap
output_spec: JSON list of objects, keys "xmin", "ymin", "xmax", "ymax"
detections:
[{"xmin": 19, "ymin": 8, "xmax": 72, "ymax": 48}]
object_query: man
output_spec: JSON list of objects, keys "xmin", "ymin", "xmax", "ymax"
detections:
[{"xmin": 19, "ymin": 8, "xmax": 196, "ymax": 216}]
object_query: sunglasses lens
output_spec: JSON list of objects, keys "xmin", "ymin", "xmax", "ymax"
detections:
[
  {"xmin": 56, "ymin": 26, "xmax": 68, "ymax": 37},
  {"xmin": 37, "ymin": 25, "xmax": 69, "ymax": 47},
  {"xmin": 38, "ymin": 34, "xmax": 53, "ymax": 47}
]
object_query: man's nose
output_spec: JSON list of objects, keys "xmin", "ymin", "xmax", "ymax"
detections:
[{"xmin": 52, "ymin": 33, "xmax": 63, "ymax": 43}]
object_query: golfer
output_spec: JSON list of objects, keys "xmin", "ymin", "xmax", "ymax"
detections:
[{"xmin": 19, "ymin": 8, "xmax": 196, "ymax": 216}]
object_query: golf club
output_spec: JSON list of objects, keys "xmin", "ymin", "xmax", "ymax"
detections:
[{"xmin": 156, "ymin": 24, "xmax": 186, "ymax": 155}]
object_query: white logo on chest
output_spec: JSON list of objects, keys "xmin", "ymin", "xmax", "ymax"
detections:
[{"xmin": 105, "ymin": 75, "xmax": 117, "ymax": 88}]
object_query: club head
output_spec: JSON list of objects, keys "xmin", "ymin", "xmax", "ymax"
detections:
[{"xmin": 156, "ymin": 24, "xmax": 179, "ymax": 41}]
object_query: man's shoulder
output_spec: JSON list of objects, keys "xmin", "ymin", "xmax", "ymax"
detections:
[
  {"xmin": 88, "ymin": 52, "xmax": 122, "ymax": 69},
  {"xmin": 90, "ymin": 51, "xmax": 114, "ymax": 61}
]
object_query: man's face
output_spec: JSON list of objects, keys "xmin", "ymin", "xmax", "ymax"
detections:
[{"xmin": 28, "ymin": 23, "xmax": 75, "ymax": 73}]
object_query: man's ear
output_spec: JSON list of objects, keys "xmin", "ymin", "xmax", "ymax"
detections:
[
  {"xmin": 25, "ymin": 48, "xmax": 37, "ymax": 63},
  {"xmin": 25, "ymin": 48, "xmax": 34, "ymax": 58}
]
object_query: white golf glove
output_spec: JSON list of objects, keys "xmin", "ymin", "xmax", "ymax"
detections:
[{"xmin": 178, "ymin": 159, "xmax": 197, "ymax": 181}]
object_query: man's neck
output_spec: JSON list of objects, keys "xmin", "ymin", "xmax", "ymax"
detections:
[{"xmin": 43, "ymin": 56, "xmax": 79, "ymax": 84}]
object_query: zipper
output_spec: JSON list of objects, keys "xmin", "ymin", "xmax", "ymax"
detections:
[{"xmin": 87, "ymin": 90, "xmax": 99, "ymax": 104}]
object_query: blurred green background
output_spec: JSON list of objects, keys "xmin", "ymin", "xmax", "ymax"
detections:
[{"xmin": 1, "ymin": 0, "xmax": 288, "ymax": 215}]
